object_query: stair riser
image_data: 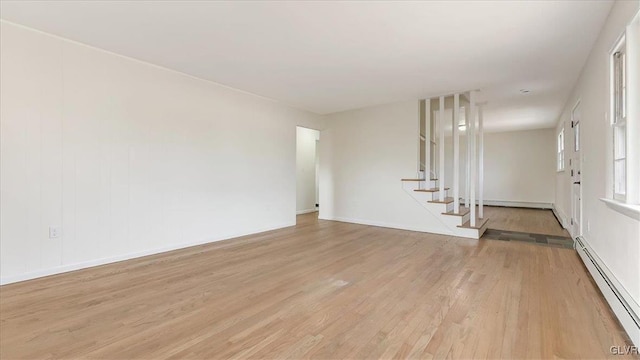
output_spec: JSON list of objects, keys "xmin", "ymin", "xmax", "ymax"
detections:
[
  {"xmin": 424, "ymin": 202, "xmax": 448, "ymax": 214},
  {"xmin": 425, "ymin": 191, "xmax": 450, "ymax": 201},
  {"xmin": 441, "ymin": 215, "xmax": 464, "ymax": 228},
  {"xmin": 411, "ymin": 192, "xmax": 434, "ymax": 203},
  {"xmin": 430, "ymin": 191, "xmax": 450, "ymax": 201},
  {"xmin": 455, "ymin": 220, "xmax": 489, "ymax": 239},
  {"xmin": 401, "ymin": 180, "xmax": 439, "ymax": 191},
  {"xmin": 424, "ymin": 201, "xmax": 454, "ymax": 212},
  {"xmin": 445, "ymin": 202, "xmax": 453, "ymax": 212},
  {"xmin": 455, "ymin": 227, "xmax": 482, "ymax": 239},
  {"xmin": 440, "ymin": 210, "xmax": 470, "ymax": 227}
]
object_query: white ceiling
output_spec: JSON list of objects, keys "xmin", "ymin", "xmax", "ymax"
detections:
[{"xmin": 0, "ymin": 1, "xmax": 613, "ymax": 131}]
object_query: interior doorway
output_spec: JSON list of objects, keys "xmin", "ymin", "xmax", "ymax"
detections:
[
  {"xmin": 570, "ymin": 101, "xmax": 582, "ymax": 238},
  {"xmin": 296, "ymin": 126, "xmax": 320, "ymax": 220}
]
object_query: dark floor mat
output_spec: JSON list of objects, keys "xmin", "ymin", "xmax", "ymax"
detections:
[{"xmin": 482, "ymin": 228, "xmax": 574, "ymax": 249}]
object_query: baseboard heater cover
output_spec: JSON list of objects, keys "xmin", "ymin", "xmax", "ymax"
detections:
[{"xmin": 575, "ymin": 236, "xmax": 640, "ymax": 346}]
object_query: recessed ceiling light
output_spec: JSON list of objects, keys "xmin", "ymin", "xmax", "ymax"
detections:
[{"xmin": 520, "ymin": 89, "xmax": 531, "ymax": 94}]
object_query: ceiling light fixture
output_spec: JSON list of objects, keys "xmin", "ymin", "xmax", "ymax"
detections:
[{"xmin": 520, "ymin": 89, "xmax": 531, "ymax": 94}]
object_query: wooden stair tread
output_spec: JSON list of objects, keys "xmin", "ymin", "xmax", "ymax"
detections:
[
  {"xmin": 414, "ymin": 187, "xmax": 449, "ymax": 192},
  {"xmin": 457, "ymin": 217, "xmax": 489, "ymax": 230},
  {"xmin": 442, "ymin": 207, "xmax": 470, "ymax": 216},
  {"xmin": 401, "ymin": 178, "xmax": 438, "ymax": 181},
  {"xmin": 428, "ymin": 197, "xmax": 454, "ymax": 204}
]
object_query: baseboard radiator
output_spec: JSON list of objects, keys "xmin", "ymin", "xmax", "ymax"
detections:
[{"xmin": 575, "ymin": 236, "xmax": 640, "ymax": 346}]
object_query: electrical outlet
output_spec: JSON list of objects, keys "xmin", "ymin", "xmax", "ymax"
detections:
[{"xmin": 49, "ymin": 226, "xmax": 61, "ymax": 239}]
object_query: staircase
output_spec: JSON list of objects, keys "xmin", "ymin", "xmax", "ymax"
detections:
[
  {"xmin": 401, "ymin": 178, "xmax": 488, "ymax": 239},
  {"xmin": 401, "ymin": 91, "xmax": 489, "ymax": 239}
]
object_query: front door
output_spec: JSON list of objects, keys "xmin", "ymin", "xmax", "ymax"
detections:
[{"xmin": 571, "ymin": 101, "xmax": 582, "ymax": 238}]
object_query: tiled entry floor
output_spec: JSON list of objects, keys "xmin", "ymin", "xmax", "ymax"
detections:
[
  {"xmin": 482, "ymin": 228, "xmax": 574, "ymax": 249},
  {"xmin": 481, "ymin": 206, "xmax": 570, "ymax": 237}
]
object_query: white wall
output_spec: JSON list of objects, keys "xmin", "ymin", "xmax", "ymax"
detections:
[
  {"xmin": 444, "ymin": 129, "xmax": 556, "ymax": 206},
  {"xmin": 554, "ymin": 0, "xmax": 640, "ymax": 338},
  {"xmin": 319, "ymin": 101, "xmax": 451, "ymax": 234},
  {"xmin": 296, "ymin": 127, "xmax": 319, "ymax": 214},
  {"xmin": 0, "ymin": 22, "xmax": 323, "ymax": 284}
]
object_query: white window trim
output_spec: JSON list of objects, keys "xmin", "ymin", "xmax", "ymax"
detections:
[
  {"xmin": 605, "ymin": 12, "xmax": 639, "ymax": 220},
  {"xmin": 600, "ymin": 198, "xmax": 640, "ymax": 221},
  {"xmin": 611, "ymin": 37, "xmax": 627, "ymax": 202}
]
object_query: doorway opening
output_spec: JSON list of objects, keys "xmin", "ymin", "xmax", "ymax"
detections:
[{"xmin": 296, "ymin": 126, "xmax": 320, "ymax": 222}]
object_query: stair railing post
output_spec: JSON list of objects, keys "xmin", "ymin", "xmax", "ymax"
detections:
[
  {"xmin": 469, "ymin": 91, "xmax": 477, "ymax": 227},
  {"xmin": 465, "ymin": 99, "xmax": 470, "ymax": 209},
  {"xmin": 478, "ymin": 103, "xmax": 484, "ymax": 219},
  {"xmin": 453, "ymin": 94, "xmax": 460, "ymax": 213},
  {"xmin": 425, "ymin": 99, "xmax": 431, "ymax": 181},
  {"xmin": 418, "ymin": 100, "xmax": 424, "ymax": 178},
  {"xmin": 439, "ymin": 96, "xmax": 445, "ymax": 201},
  {"xmin": 434, "ymin": 101, "xmax": 438, "ymax": 180}
]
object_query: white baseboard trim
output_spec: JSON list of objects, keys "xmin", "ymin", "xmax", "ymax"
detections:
[
  {"xmin": 461, "ymin": 200, "xmax": 553, "ymax": 209},
  {"xmin": 575, "ymin": 236, "xmax": 640, "ymax": 346},
  {"xmin": 319, "ymin": 216, "xmax": 454, "ymax": 237},
  {"xmin": 0, "ymin": 221, "xmax": 294, "ymax": 286},
  {"xmin": 551, "ymin": 204, "xmax": 568, "ymax": 229},
  {"xmin": 296, "ymin": 208, "xmax": 318, "ymax": 215}
]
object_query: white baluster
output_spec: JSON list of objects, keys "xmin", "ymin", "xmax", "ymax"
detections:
[
  {"xmin": 479, "ymin": 103, "xmax": 484, "ymax": 219},
  {"xmin": 469, "ymin": 91, "xmax": 477, "ymax": 227},
  {"xmin": 425, "ymin": 99, "xmax": 431, "ymax": 181},
  {"xmin": 439, "ymin": 96, "xmax": 445, "ymax": 201},
  {"xmin": 453, "ymin": 94, "xmax": 460, "ymax": 213}
]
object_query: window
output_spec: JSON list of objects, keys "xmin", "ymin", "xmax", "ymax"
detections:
[
  {"xmin": 557, "ymin": 128, "xmax": 565, "ymax": 171},
  {"xmin": 601, "ymin": 12, "xmax": 639, "ymax": 219},
  {"xmin": 612, "ymin": 38, "xmax": 626, "ymax": 201}
]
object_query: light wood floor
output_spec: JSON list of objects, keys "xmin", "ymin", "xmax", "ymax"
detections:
[
  {"xmin": 1, "ymin": 213, "xmax": 634, "ymax": 359},
  {"xmin": 482, "ymin": 206, "xmax": 571, "ymax": 237}
]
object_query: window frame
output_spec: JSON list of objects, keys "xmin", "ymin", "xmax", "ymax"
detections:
[
  {"xmin": 600, "ymin": 12, "xmax": 639, "ymax": 220},
  {"xmin": 611, "ymin": 36, "xmax": 627, "ymax": 202}
]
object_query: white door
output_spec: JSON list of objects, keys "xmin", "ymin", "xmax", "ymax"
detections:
[{"xmin": 571, "ymin": 102, "xmax": 582, "ymax": 238}]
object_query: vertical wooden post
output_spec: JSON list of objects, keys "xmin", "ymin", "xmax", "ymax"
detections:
[
  {"xmin": 434, "ymin": 101, "xmax": 438, "ymax": 180},
  {"xmin": 418, "ymin": 100, "xmax": 424, "ymax": 177},
  {"xmin": 479, "ymin": 104, "xmax": 484, "ymax": 219},
  {"xmin": 469, "ymin": 91, "xmax": 476, "ymax": 226},
  {"xmin": 439, "ymin": 96, "xmax": 445, "ymax": 201},
  {"xmin": 453, "ymin": 94, "xmax": 460, "ymax": 213},
  {"xmin": 425, "ymin": 99, "xmax": 431, "ymax": 181},
  {"xmin": 465, "ymin": 99, "xmax": 470, "ymax": 208}
]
